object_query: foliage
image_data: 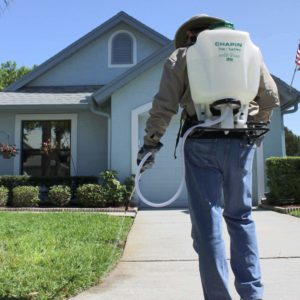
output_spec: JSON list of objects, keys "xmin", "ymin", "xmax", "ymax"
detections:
[
  {"xmin": 0, "ymin": 61, "xmax": 35, "ymax": 91},
  {"xmin": 266, "ymin": 157, "xmax": 300, "ymax": 205},
  {"xmin": 289, "ymin": 210, "xmax": 300, "ymax": 218},
  {"xmin": 48, "ymin": 185, "xmax": 71, "ymax": 207},
  {"xmin": 285, "ymin": 127, "xmax": 300, "ymax": 156},
  {"xmin": 0, "ymin": 0, "xmax": 12, "ymax": 13},
  {"xmin": 0, "ymin": 212, "xmax": 133, "ymax": 299},
  {"xmin": 122, "ymin": 175, "xmax": 135, "ymax": 207},
  {"xmin": 12, "ymin": 186, "xmax": 40, "ymax": 207},
  {"xmin": 0, "ymin": 173, "xmax": 135, "ymax": 208},
  {"xmin": 0, "ymin": 143, "xmax": 17, "ymax": 158},
  {"xmin": 0, "ymin": 186, "xmax": 8, "ymax": 206},
  {"xmin": 100, "ymin": 170, "xmax": 126, "ymax": 206},
  {"xmin": 76, "ymin": 184, "xmax": 106, "ymax": 207}
]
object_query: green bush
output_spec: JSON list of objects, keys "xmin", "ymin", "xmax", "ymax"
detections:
[
  {"xmin": 122, "ymin": 175, "xmax": 135, "ymax": 207},
  {"xmin": 266, "ymin": 157, "xmax": 300, "ymax": 205},
  {"xmin": 48, "ymin": 185, "xmax": 71, "ymax": 207},
  {"xmin": 0, "ymin": 186, "xmax": 8, "ymax": 206},
  {"xmin": 76, "ymin": 184, "xmax": 106, "ymax": 207},
  {"xmin": 100, "ymin": 170, "xmax": 126, "ymax": 206},
  {"xmin": 0, "ymin": 175, "xmax": 98, "ymax": 205},
  {"xmin": 12, "ymin": 186, "xmax": 40, "ymax": 207}
]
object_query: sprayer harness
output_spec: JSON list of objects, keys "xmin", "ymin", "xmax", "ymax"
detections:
[{"xmin": 135, "ymin": 102, "xmax": 269, "ymax": 208}]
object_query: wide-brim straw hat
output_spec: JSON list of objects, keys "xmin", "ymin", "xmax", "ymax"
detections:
[{"xmin": 174, "ymin": 14, "xmax": 225, "ymax": 48}]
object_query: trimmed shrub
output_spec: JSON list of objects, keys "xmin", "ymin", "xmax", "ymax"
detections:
[
  {"xmin": 100, "ymin": 170, "xmax": 126, "ymax": 206},
  {"xmin": 48, "ymin": 185, "xmax": 71, "ymax": 207},
  {"xmin": 266, "ymin": 157, "xmax": 300, "ymax": 205},
  {"xmin": 0, "ymin": 175, "xmax": 98, "ymax": 205},
  {"xmin": 76, "ymin": 184, "xmax": 106, "ymax": 207},
  {"xmin": 0, "ymin": 176, "xmax": 31, "ymax": 190},
  {"xmin": 12, "ymin": 186, "xmax": 40, "ymax": 207},
  {"xmin": 122, "ymin": 175, "xmax": 135, "ymax": 207},
  {"xmin": 0, "ymin": 186, "xmax": 9, "ymax": 206}
]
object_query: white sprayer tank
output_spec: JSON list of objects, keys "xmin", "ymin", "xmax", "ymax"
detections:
[{"xmin": 186, "ymin": 28, "xmax": 262, "ymax": 127}]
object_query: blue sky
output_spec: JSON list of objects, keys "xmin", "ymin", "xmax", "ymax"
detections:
[{"xmin": 1, "ymin": 0, "xmax": 299, "ymax": 134}]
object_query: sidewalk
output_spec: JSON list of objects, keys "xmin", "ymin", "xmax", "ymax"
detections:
[{"xmin": 70, "ymin": 208, "xmax": 300, "ymax": 300}]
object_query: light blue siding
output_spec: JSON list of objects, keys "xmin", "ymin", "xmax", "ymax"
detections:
[
  {"xmin": 111, "ymin": 62, "xmax": 164, "ymax": 181},
  {"xmin": 29, "ymin": 24, "xmax": 162, "ymax": 87},
  {"xmin": 0, "ymin": 112, "xmax": 16, "ymax": 175},
  {"xmin": 76, "ymin": 111, "xmax": 108, "ymax": 176},
  {"xmin": 0, "ymin": 108, "xmax": 107, "ymax": 176},
  {"xmin": 263, "ymin": 107, "xmax": 285, "ymax": 159}
]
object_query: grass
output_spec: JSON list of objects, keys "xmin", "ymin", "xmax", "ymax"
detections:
[
  {"xmin": 0, "ymin": 212, "xmax": 134, "ymax": 300},
  {"xmin": 289, "ymin": 210, "xmax": 300, "ymax": 218}
]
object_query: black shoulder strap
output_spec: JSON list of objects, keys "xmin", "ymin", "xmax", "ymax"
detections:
[{"xmin": 174, "ymin": 110, "xmax": 186, "ymax": 159}]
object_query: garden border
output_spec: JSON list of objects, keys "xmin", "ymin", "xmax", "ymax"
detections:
[{"xmin": 0, "ymin": 206, "xmax": 138, "ymax": 214}]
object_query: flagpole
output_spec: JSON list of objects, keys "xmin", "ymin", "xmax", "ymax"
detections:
[
  {"xmin": 289, "ymin": 65, "xmax": 297, "ymax": 92},
  {"xmin": 290, "ymin": 39, "xmax": 300, "ymax": 92}
]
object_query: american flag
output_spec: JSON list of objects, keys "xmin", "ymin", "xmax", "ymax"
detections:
[{"xmin": 296, "ymin": 40, "xmax": 300, "ymax": 70}]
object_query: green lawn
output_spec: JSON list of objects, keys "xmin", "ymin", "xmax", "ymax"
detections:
[
  {"xmin": 0, "ymin": 212, "xmax": 133, "ymax": 300},
  {"xmin": 289, "ymin": 210, "xmax": 300, "ymax": 218}
]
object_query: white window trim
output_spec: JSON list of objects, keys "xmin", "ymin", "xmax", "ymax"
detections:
[
  {"xmin": 108, "ymin": 30, "xmax": 137, "ymax": 68},
  {"xmin": 131, "ymin": 102, "xmax": 152, "ymax": 174},
  {"xmin": 14, "ymin": 114, "xmax": 78, "ymax": 176}
]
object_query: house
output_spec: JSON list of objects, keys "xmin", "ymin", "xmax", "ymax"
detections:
[{"xmin": 1, "ymin": 11, "xmax": 299, "ymax": 208}]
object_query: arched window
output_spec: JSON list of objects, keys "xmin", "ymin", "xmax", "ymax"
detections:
[{"xmin": 109, "ymin": 31, "xmax": 136, "ymax": 67}]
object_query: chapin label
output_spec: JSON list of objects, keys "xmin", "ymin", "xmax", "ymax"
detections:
[{"xmin": 215, "ymin": 41, "xmax": 243, "ymax": 62}]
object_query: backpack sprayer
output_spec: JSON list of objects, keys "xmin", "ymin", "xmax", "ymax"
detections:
[{"xmin": 135, "ymin": 25, "xmax": 269, "ymax": 208}]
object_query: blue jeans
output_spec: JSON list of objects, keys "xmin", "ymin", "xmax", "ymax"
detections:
[{"xmin": 184, "ymin": 138, "xmax": 263, "ymax": 300}]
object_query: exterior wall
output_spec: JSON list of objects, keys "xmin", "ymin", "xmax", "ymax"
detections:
[
  {"xmin": 111, "ymin": 61, "xmax": 164, "ymax": 181},
  {"xmin": 29, "ymin": 24, "xmax": 162, "ymax": 87},
  {"xmin": 0, "ymin": 108, "xmax": 107, "ymax": 177},
  {"xmin": 263, "ymin": 107, "xmax": 285, "ymax": 159},
  {"xmin": 0, "ymin": 111, "xmax": 16, "ymax": 175},
  {"xmin": 77, "ymin": 110, "xmax": 108, "ymax": 176},
  {"xmin": 261, "ymin": 107, "xmax": 285, "ymax": 194}
]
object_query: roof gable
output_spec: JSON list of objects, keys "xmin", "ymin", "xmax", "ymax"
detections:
[
  {"xmin": 5, "ymin": 11, "xmax": 171, "ymax": 92},
  {"xmin": 92, "ymin": 43, "xmax": 174, "ymax": 105}
]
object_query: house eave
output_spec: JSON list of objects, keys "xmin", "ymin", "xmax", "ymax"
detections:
[{"xmin": 0, "ymin": 103, "xmax": 89, "ymax": 110}]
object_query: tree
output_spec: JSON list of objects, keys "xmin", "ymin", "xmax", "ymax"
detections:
[
  {"xmin": 285, "ymin": 126, "xmax": 300, "ymax": 156},
  {"xmin": 0, "ymin": 61, "xmax": 35, "ymax": 91},
  {"xmin": 0, "ymin": 0, "xmax": 12, "ymax": 12}
]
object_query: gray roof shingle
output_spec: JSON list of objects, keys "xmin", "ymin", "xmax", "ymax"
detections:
[{"xmin": 0, "ymin": 92, "xmax": 91, "ymax": 106}]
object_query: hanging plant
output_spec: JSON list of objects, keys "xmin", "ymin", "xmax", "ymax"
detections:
[{"xmin": 0, "ymin": 143, "xmax": 17, "ymax": 159}]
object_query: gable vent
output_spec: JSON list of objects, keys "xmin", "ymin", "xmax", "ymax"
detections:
[{"xmin": 111, "ymin": 32, "xmax": 134, "ymax": 65}]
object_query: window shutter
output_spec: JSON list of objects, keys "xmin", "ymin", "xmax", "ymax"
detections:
[{"xmin": 111, "ymin": 33, "xmax": 133, "ymax": 64}]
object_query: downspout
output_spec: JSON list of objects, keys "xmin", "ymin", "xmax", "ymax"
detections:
[{"xmin": 88, "ymin": 97, "xmax": 111, "ymax": 169}]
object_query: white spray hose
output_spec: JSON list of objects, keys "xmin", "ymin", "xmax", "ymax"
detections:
[{"xmin": 135, "ymin": 105, "xmax": 231, "ymax": 208}]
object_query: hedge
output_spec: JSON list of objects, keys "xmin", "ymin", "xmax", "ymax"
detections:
[
  {"xmin": 76, "ymin": 184, "xmax": 106, "ymax": 207},
  {"xmin": 47, "ymin": 185, "xmax": 71, "ymax": 207},
  {"xmin": 0, "ymin": 175, "xmax": 98, "ymax": 205},
  {"xmin": 0, "ymin": 186, "xmax": 8, "ymax": 206},
  {"xmin": 266, "ymin": 157, "xmax": 300, "ymax": 205},
  {"xmin": 12, "ymin": 186, "xmax": 40, "ymax": 207},
  {"xmin": 0, "ymin": 172, "xmax": 135, "ymax": 208}
]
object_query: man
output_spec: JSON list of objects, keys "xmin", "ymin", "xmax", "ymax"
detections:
[{"xmin": 137, "ymin": 14, "xmax": 279, "ymax": 300}]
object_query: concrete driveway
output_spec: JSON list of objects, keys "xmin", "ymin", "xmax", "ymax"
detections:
[{"xmin": 70, "ymin": 208, "xmax": 300, "ymax": 300}]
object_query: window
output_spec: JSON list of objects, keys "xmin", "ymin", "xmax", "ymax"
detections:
[
  {"xmin": 109, "ymin": 31, "xmax": 136, "ymax": 67},
  {"xmin": 21, "ymin": 120, "xmax": 71, "ymax": 176}
]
